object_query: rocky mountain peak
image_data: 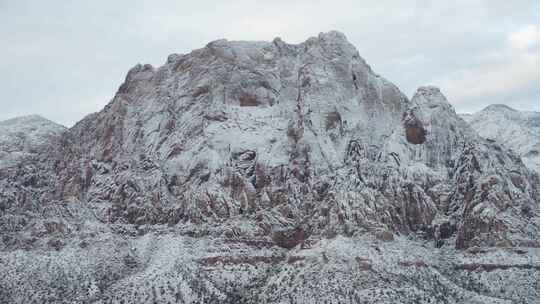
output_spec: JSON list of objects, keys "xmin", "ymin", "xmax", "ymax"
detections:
[
  {"xmin": 1, "ymin": 32, "xmax": 540, "ymax": 303},
  {"xmin": 0, "ymin": 114, "xmax": 64, "ymax": 130},
  {"xmin": 317, "ymin": 30, "xmax": 349, "ymax": 42},
  {"xmin": 466, "ymin": 103, "xmax": 540, "ymax": 175},
  {"xmin": 49, "ymin": 31, "xmax": 538, "ymax": 250},
  {"xmin": 411, "ymin": 86, "xmax": 455, "ymax": 114},
  {"xmin": 481, "ymin": 103, "xmax": 517, "ymax": 113},
  {"xmin": 0, "ymin": 114, "xmax": 65, "ymax": 157}
]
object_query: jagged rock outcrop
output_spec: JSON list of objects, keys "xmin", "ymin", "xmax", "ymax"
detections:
[{"xmin": 1, "ymin": 31, "xmax": 540, "ymax": 303}]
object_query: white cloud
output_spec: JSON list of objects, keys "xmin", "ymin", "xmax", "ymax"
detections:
[
  {"xmin": 432, "ymin": 30, "xmax": 540, "ymax": 112},
  {"xmin": 509, "ymin": 25, "xmax": 539, "ymax": 50},
  {"xmin": 435, "ymin": 52, "xmax": 540, "ymax": 102}
]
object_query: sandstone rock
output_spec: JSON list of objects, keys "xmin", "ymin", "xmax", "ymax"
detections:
[
  {"xmin": 1, "ymin": 31, "xmax": 539, "ymax": 303},
  {"xmin": 375, "ymin": 230, "xmax": 394, "ymax": 242}
]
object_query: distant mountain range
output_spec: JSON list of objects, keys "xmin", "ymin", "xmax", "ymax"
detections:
[{"xmin": 463, "ymin": 104, "xmax": 540, "ymax": 175}]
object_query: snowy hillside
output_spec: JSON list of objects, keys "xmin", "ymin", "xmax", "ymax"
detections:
[
  {"xmin": 463, "ymin": 104, "xmax": 540, "ymax": 174},
  {"xmin": 0, "ymin": 115, "xmax": 65, "ymax": 168}
]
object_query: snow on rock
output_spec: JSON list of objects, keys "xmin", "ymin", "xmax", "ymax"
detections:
[
  {"xmin": 0, "ymin": 115, "xmax": 66, "ymax": 238},
  {"xmin": 463, "ymin": 104, "xmax": 540, "ymax": 175},
  {"xmin": 0, "ymin": 115, "xmax": 65, "ymax": 169},
  {"xmin": 1, "ymin": 31, "xmax": 540, "ymax": 303}
]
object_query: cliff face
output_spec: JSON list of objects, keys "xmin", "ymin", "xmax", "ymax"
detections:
[{"xmin": 1, "ymin": 32, "xmax": 540, "ymax": 303}]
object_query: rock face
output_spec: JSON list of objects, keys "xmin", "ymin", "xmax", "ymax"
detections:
[
  {"xmin": 463, "ymin": 104, "xmax": 540, "ymax": 175},
  {"xmin": 1, "ymin": 31, "xmax": 540, "ymax": 303},
  {"xmin": 0, "ymin": 115, "xmax": 66, "ymax": 237}
]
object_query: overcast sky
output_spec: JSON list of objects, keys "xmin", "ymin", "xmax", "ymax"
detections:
[{"xmin": 1, "ymin": 1, "xmax": 539, "ymax": 126}]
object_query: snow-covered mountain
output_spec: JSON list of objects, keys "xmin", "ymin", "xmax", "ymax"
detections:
[
  {"xmin": 1, "ymin": 32, "xmax": 540, "ymax": 303},
  {"xmin": 0, "ymin": 115, "xmax": 65, "ymax": 168},
  {"xmin": 463, "ymin": 104, "xmax": 540, "ymax": 175}
]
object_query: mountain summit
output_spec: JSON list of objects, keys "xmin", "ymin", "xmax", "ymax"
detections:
[{"xmin": 1, "ymin": 31, "xmax": 540, "ymax": 303}]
